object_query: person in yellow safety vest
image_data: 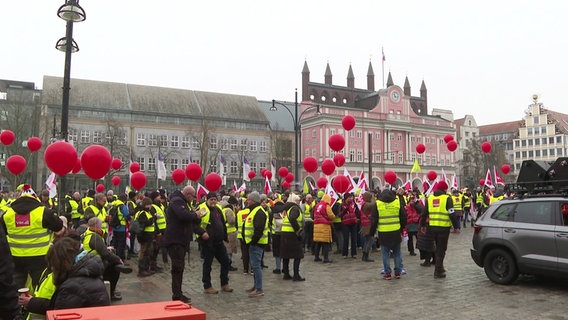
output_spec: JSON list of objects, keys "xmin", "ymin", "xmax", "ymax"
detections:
[
  {"xmin": 269, "ymin": 195, "xmax": 285, "ymax": 274},
  {"xmin": 149, "ymin": 191, "xmax": 167, "ymax": 273},
  {"xmin": 243, "ymin": 191, "xmax": 269, "ymax": 297},
  {"xmin": 462, "ymin": 188, "xmax": 473, "ymax": 228},
  {"xmin": 301, "ymin": 194, "xmax": 315, "ymax": 254},
  {"xmin": 421, "ymin": 181, "xmax": 455, "ymax": 279},
  {"xmin": 370, "ymin": 188, "xmax": 407, "ymax": 280},
  {"xmin": 194, "ymin": 192, "xmax": 233, "ymax": 294},
  {"xmin": 18, "ymin": 268, "xmax": 56, "ymax": 320},
  {"xmin": 109, "ymin": 193, "xmax": 131, "ymax": 261},
  {"xmin": 331, "ymin": 198, "xmax": 343, "ymax": 254},
  {"xmin": 474, "ymin": 187, "xmax": 485, "ymax": 216},
  {"xmin": 236, "ymin": 204, "xmax": 252, "ymax": 274},
  {"xmin": 82, "ymin": 189, "xmax": 95, "ymax": 212},
  {"xmin": 83, "ymin": 193, "xmax": 109, "ymax": 241},
  {"xmin": 126, "ymin": 191, "xmax": 139, "ymax": 257},
  {"xmin": 451, "ymin": 189, "xmax": 463, "ymax": 234},
  {"xmin": 220, "ymin": 196, "xmax": 240, "ymax": 271},
  {"xmin": 1, "ymin": 184, "xmax": 65, "ymax": 290},
  {"xmin": 135, "ymin": 197, "xmax": 156, "ymax": 277},
  {"xmin": 39, "ymin": 190, "xmax": 55, "ymax": 211},
  {"xmin": 67, "ymin": 192, "xmax": 83, "ymax": 229},
  {"xmin": 489, "ymin": 189, "xmax": 505, "ymax": 205},
  {"xmin": 280, "ymin": 193, "xmax": 306, "ymax": 281}
]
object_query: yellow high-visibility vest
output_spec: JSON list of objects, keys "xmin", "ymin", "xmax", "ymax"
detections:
[
  {"xmin": 244, "ymin": 206, "xmax": 269, "ymax": 245},
  {"xmin": 376, "ymin": 199, "xmax": 401, "ymax": 232},
  {"xmin": 4, "ymin": 206, "xmax": 51, "ymax": 257},
  {"xmin": 428, "ymin": 195, "xmax": 452, "ymax": 227}
]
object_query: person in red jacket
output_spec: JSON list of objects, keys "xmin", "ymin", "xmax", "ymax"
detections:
[
  {"xmin": 340, "ymin": 193, "xmax": 360, "ymax": 259},
  {"xmin": 405, "ymin": 196, "xmax": 423, "ymax": 256}
]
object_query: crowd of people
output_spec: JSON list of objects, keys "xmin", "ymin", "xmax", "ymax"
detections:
[{"xmin": 0, "ymin": 180, "xmax": 504, "ymax": 319}]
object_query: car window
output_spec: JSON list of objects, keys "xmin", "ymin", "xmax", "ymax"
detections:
[
  {"xmin": 513, "ymin": 202, "xmax": 554, "ymax": 225},
  {"xmin": 491, "ymin": 203, "xmax": 515, "ymax": 221}
]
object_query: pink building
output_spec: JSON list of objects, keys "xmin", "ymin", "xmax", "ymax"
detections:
[{"xmin": 300, "ymin": 61, "xmax": 456, "ymax": 190}]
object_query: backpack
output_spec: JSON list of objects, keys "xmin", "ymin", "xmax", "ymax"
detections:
[{"xmin": 109, "ymin": 205, "xmax": 122, "ymax": 229}]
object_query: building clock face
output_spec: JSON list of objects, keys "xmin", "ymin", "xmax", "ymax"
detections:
[{"xmin": 390, "ymin": 90, "xmax": 400, "ymax": 102}]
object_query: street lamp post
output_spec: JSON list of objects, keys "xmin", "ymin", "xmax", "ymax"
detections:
[
  {"xmin": 271, "ymin": 89, "xmax": 320, "ymax": 190},
  {"xmin": 55, "ymin": 0, "xmax": 85, "ymax": 215}
]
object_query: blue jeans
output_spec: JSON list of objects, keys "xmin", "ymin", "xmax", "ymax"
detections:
[
  {"xmin": 381, "ymin": 242, "xmax": 402, "ymax": 275},
  {"xmin": 249, "ymin": 244, "xmax": 264, "ymax": 291},
  {"xmin": 342, "ymin": 224, "xmax": 358, "ymax": 257}
]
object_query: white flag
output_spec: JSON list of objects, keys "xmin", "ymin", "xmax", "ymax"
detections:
[
  {"xmin": 270, "ymin": 159, "xmax": 277, "ymax": 182},
  {"xmin": 157, "ymin": 152, "xmax": 167, "ymax": 181},
  {"xmin": 243, "ymin": 157, "xmax": 251, "ymax": 182},
  {"xmin": 45, "ymin": 172, "xmax": 57, "ymax": 198}
]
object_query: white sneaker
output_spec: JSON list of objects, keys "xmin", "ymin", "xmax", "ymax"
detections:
[
  {"xmin": 401, "ymin": 268, "xmax": 407, "ymax": 275},
  {"xmin": 380, "ymin": 269, "xmax": 385, "ymax": 274}
]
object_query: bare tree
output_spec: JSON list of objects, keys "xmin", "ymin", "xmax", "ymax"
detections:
[{"xmin": 458, "ymin": 138, "xmax": 509, "ymax": 188}]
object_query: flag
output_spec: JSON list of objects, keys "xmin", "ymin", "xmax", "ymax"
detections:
[
  {"xmin": 189, "ymin": 150, "xmax": 193, "ymax": 163},
  {"xmin": 494, "ymin": 165, "xmax": 505, "ymax": 186},
  {"xmin": 484, "ymin": 169, "xmax": 494, "ymax": 188},
  {"xmin": 410, "ymin": 159, "xmax": 421, "ymax": 173},
  {"xmin": 309, "ymin": 180, "xmax": 317, "ymax": 192},
  {"xmin": 324, "ymin": 181, "xmax": 339, "ymax": 207},
  {"xmin": 129, "ymin": 147, "xmax": 135, "ymax": 180},
  {"xmin": 425, "ymin": 179, "xmax": 438, "ymax": 196},
  {"xmin": 382, "ymin": 47, "xmax": 386, "ymax": 62},
  {"xmin": 196, "ymin": 183, "xmax": 209, "ymax": 200},
  {"xmin": 243, "ymin": 157, "xmax": 251, "ymax": 182},
  {"xmin": 355, "ymin": 182, "xmax": 367, "ymax": 211},
  {"xmin": 343, "ymin": 167, "xmax": 356, "ymax": 193},
  {"xmin": 236, "ymin": 182, "xmax": 247, "ymax": 194},
  {"xmin": 45, "ymin": 172, "xmax": 57, "ymax": 198},
  {"xmin": 422, "ymin": 175, "xmax": 431, "ymax": 194},
  {"xmin": 356, "ymin": 172, "xmax": 368, "ymax": 190},
  {"xmin": 157, "ymin": 152, "xmax": 167, "ymax": 181},
  {"xmin": 233, "ymin": 180, "xmax": 237, "ymax": 192},
  {"xmin": 303, "ymin": 179, "xmax": 309, "ymax": 194},
  {"xmin": 451, "ymin": 174, "xmax": 459, "ymax": 190},
  {"xmin": 402, "ymin": 180, "xmax": 412, "ymax": 191},
  {"xmin": 270, "ymin": 159, "xmax": 277, "ymax": 182},
  {"xmin": 219, "ymin": 155, "xmax": 225, "ymax": 176},
  {"xmin": 264, "ymin": 176, "xmax": 272, "ymax": 195},
  {"xmin": 441, "ymin": 168, "xmax": 449, "ymax": 186}
]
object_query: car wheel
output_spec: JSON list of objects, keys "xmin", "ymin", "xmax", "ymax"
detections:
[{"xmin": 483, "ymin": 248, "xmax": 518, "ymax": 284}]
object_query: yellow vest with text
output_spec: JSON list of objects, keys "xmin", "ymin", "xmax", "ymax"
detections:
[
  {"xmin": 236, "ymin": 208, "xmax": 251, "ymax": 240},
  {"xmin": 3, "ymin": 206, "xmax": 51, "ymax": 257},
  {"xmin": 376, "ymin": 199, "xmax": 401, "ymax": 233},
  {"xmin": 244, "ymin": 206, "xmax": 269, "ymax": 245},
  {"xmin": 281, "ymin": 206, "xmax": 302, "ymax": 233},
  {"xmin": 428, "ymin": 195, "xmax": 452, "ymax": 227},
  {"xmin": 452, "ymin": 194, "xmax": 463, "ymax": 211}
]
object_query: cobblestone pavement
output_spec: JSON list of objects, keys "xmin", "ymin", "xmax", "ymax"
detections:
[{"xmin": 115, "ymin": 227, "xmax": 568, "ymax": 320}]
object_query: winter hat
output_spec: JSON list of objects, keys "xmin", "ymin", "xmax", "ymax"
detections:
[
  {"xmin": 436, "ymin": 181, "xmax": 449, "ymax": 192},
  {"xmin": 20, "ymin": 184, "xmax": 38, "ymax": 200},
  {"xmin": 206, "ymin": 192, "xmax": 218, "ymax": 200},
  {"xmin": 287, "ymin": 193, "xmax": 301, "ymax": 203},
  {"xmin": 150, "ymin": 191, "xmax": 161, "ymax": 200},
  {"xmin": 247, "ymin": 191, "xmax": 261, "ymax": 203}
]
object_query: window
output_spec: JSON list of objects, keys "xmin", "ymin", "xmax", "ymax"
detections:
[
  {"xmin": 68, "ymin": 128, "xmax": 78, "ymax": 143},
  {"xmin": 305, "ymin": 149, "xmax": 310, "ymax": 156},
  {"xmin": 250, "ymin": 140, "xmax": 257, "ymax": 152},
  {"xmin": 522, "ymin": 151, "xmax": 527, "ymax": 158},
  {"xmin": 181, "ymin": 159, "xmax": 189, "ymax": 167},
  {"xmin": 528, "ymin": 139, "xmax": 533, "ymax": 146},
  {"xmin": 389, "ymin": 133, "xmax": 394, "ymax": 140},
  {"xmin": 349, "ymin": 149, "xmax": 355, "ymax": 162},
  {"xmin": 425, "ymin": 154, "xmax": 430, "ymax": 165},
  {"xmin": 259, "ymin": 162, "xmax": 266, "ymax": 170},
  {"xmin": 375, "ymin": 153, "xmax": 381, "ymax": 162},
  {"xmin": 330, "ymin": 129, "xmax": 336, "ymax": 135},
  {"xmin": 168, "ymin": 135, "xmax": 178, "ymax": 148},
  {"xmin": 182, "ymin": 136, "xmax": 190, "ymax": 148},
  {"xmin": 534, "ymin": 127, "xmax": 539, "ymax": 135},
  {"xmin": 542, "ymin": 138, "xmax": 547, "ymax": 145},
  {"xmin": 557, "ymin": 136, "xmax": 562, "ymax": 144},
  {"xmin": 93, "ymin": 131, "xmax": 103, "ymax": 144},
  {"xmin": 418, "ymin": 137, "xmax": 422, "ymax": 143},
  {"xmin": 432, "ymin": 155, "xmax": 436, "ymax": 165},
  {"xmin": 148, "ymin": 134, "xmax": 157, "ymax": 147},
  {"xmin": 491, "ymin": 203, "xmax": 515, "ymax": 221},
  {"xmin": 312, "ymin": 149, "xmax": 316, "ymax": 157},
  {"xmin": 549, "ymin": 137, "xmax": 554, "ymax": 144},
  {"xmin": 515, "ymin": 151, "xmax": 520, "ymax": 158},
  {"xmin": 533, "ymin": 116, "xmax": 539, "ymax": 124},
  {"xmin": 81, "ymin": 130, "xmax": 91, "ymax": 144},
  {"xmin": 375, "ymin": 132, "xmax": 380, "ymax": 139},
  {"xmin": 349, "ymin": 130, "xmax": 355, "ymax": 138},
  {"xmin": 535, "ymin": 138, "xmax": 540, "ymax": 145},
  {"xmin": 159, "ymin": 135, "xmax": 168, "ymax": 147},
  {"xmin": 527, "ymin": 128, "xmax": 533, "ymax": 135},
  {"xmin": 528, "ymin": 151, "xmax": 533, "ymax": 157},
  {"xmin": 169, "ymin": 158, "xmax": 179, "ymax": 171},
  {"xmin": 221, "ymin": 138, "xmax": 229, "ymax": 151},
  {"xmin": 515, "ymin": 140, "xmax": 520, "ymax": 147},
  {"xmin": 357, "ymin": 130, "xmax": 362, "ymax": 138},
  {"xmin": 398, "ymin": 152, "xmax": 403, "ymax": 164},
  {"xmin": 411, "ymin": 135, "xmax": 416, "ymax": 142},
  {"xmin": 465, "ymin": 132, "xmax": 470, "ymax": 137},
  {"xmin": 550, "ymin": 149, "xmax": 555, "ymax": 156},
  {"xmin": 250, "ymin": 162, "xmax": 257, "ymax": 172},
  {"xmin": 397, "ymin": 134, "xmax": 402, "ymax": 141},
  {"xmin": 425, "ymin": 137, "xmax": 430, "ymax": 144},
  {"xmin": 136, "ymin": 157, "xmax": 146, "ymax": 171},
  {"xmin": 230, "ymin": 139, "xmax": 238, "ymax": 150},
  {"xmin": 209, "ymin": 137, "xmax": 217, "ymax": 149},
  {"xmin": 148, "ymin": 157, "xmax": 156, "ymax": 171},
  {"xmin": 191, "ymin": 138, "xmax": 199, "ymax": 149},
  {"xmin": 259, "ymin": 141, "xmax": 267, "ymax": 152},
  {"xmin": 541, "ymin": 126, "xmax": 547, "ymax": 134},
  {"xmin": 230, "ymin": 161, "xmax": 238, "ymax": 174},
  {"xmin": 312, "ymin": 129, "xmax": 316, "ymax": 138},
  {"xmin": 558, "ymin": 148, "xmax": 563, "ymax": 156},
  {"xmin": 210, "ymin": 160, "xmax": 217, "ymax": 173},
  {"xmin": 535, "ymin": 150, "xmax": 541, "ymax": 157},
  {"xmin": 514, "ymin": 202, "xmax": 553, "ymax": 225},
  {"xmin": 240, "ymin": 139, "xmax": 248, "ymax": 151},
  {"xmin": 543, "ymin": 149, "xmax": 547, "ymax": 157},
  {"xmin": 357, "ymin": 150, "xmax": 363, "ymax": 162}
]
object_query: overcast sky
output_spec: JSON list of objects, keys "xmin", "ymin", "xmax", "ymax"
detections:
[{"xmin": 2, "ymin": 1, "xmax": 566, "ymax": 126}]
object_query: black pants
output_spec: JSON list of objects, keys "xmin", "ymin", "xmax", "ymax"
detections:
[
  {"xmin": 407, "ymin": 231, "xmax": 418, "ymax": 254},
  {"xmin": 103, "ymin": 264, "xmax": 120, "ymax": 296},
  {"xmin": 240, "ymin": 239, "xmax": 250, "ymax": 273},
  {"xmin": 111, "ymin": 231, "xmax": 127, "ymax": 260},
  {"xmin": 168, "ymin": 244, "xmax": 187, "ymax": 299},
  {"xmin": 430, "ymin": 227, "xmax": 450, "ymax": 274},
  {"xmin": 13, "ymin": 256, "xmax": 46, "ymax": 290},
  {"xmin": 314, "ymin": 242, "xmax": 331, "ymax": 260},
  {"xmin": 282, "ymin": 258, "xmax": 302, "ymax": 277},
  {"xmin": 201, "ymin": 241, "xmax": 230, "ymax": 289}
]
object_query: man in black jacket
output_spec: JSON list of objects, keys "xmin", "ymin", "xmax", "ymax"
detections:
[
  {"xmin": 0, "ymin": 225, "xmax": 18, "ymax": 320},
  {"xmin": 163, "ymin": 186, "xmax": 200, "ymax": 304}
]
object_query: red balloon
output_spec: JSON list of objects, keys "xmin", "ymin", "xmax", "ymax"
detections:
[
  {"xmin": 321, "ymin": 159, "xmax": 336, "ymax": 176},
  {"xmin": 341, "ymin": 115, "xmax": 356, "ymax": 131},
  {"xmin": 172, "ymin": 168, "xmax": 186, "ymax": 185},
  {"xmin": 111, "ymin": 158, "xmax": 123, "ymax": 170},
  {"xmin": 129, "ymin": 162, "xmax": 140, "ymax": 173},
  {"xmin": 205, "ymin": 173, "xmax": 222, "ymax": 192},
  {"xmin": 332, "ymin": 175, "xmax": 351, "ymax": 194},
  {"xmin": 479, "ymin": 179, "xmax": 485, "ymax": 186},
  {"xmin": 72, "ymin": 158, "xmax": 81, "ymax": 174},
  {"xmin": 278, "ymin": 167, "xmax": 289, "ymax": 178},
  {"xmin": 443, "ymin": 134, "xmax": 454, "ymax": 143},
  {"xmin": 96, "ymin": 183, "xmax": 105, "ymax": 193},
  {"xmin": 130, "ymin": 171, "xmax": 147, "ymax": 190},
  {"xmin": 248, "ymin": 171, "xmax": 256, "ymax": 180},
  {"xmin": 481, "ymin": 141, "xmax": 492, "ymax": 153},
  {"xmin": 265, "ymin": 171, "xmax": 273, "ymax": 180},
  {"xmin": 261, "ymin": 168, "xmax": 267, "ymax": 177},
  {"xmin": 185, "ymin": 163, "xmax": 202, "ymax": 181},
  {"xmin": 447, "ymin": 140, "xmax": 458, "ymax": 152},
  {"xmin": 81, "ymin": 145, "xmax": 112, "ymax": 180},
  {"xmin": 416, "ymin": 143, "xmax": 426, "ymax": 154},
  {"xmin": 44, "ymin": 141, "xmax": 78, "ymax": 176},
  {"xmin": 27, "ymin": 137, "xmax": 42, "ymax": 152},
  {"xmin": 6, "ymin": 155, "xmax": 26, "ymax": 175},
  {"xmin": 333, "ymin": 153, "xmax": 345, "ymax": 167},
  {"xmin": 316, "ymin": 177, "xmax": 328, "ymax": 189},
  {"xmin": 0, "ymin": 130, "xmax": 15, "ymax": 145},
  {"xmin": 328, "ymin": 134, "xmax": 345, "ymax": 152},
  {"xmin": 384, "ymin": 171, "xmax": 397, "ymax": 185},
  {"xmin": 501, "ymin": 164, "xmax": 511, "ymax": 175},
  {"xmin": 285, "ymin": 172, "xmax": 294, "ymax": 183},
  {"xmin": 427, "ymin": 170, "xmax": 437, "ymax": 181},
  {"xmin": 111, "ymin": 175, "xmax": 121, "ymax": 186},
  {"xmin": 282, "ymin": 181, "xmax": 291, "ymax": 190},
  {"xmin": 303, "ymin": 157, "xmax": 318, "ymax": 173}
]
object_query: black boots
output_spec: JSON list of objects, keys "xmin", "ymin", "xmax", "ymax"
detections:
[{"xmin": 362, "ymin": 252, "xmax": 374, "ymax": 262}]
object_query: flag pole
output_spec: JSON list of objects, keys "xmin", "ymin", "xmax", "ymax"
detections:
[{"xmin": 381, "ymin": 47, "xmax": 385, "ymax": 88}]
